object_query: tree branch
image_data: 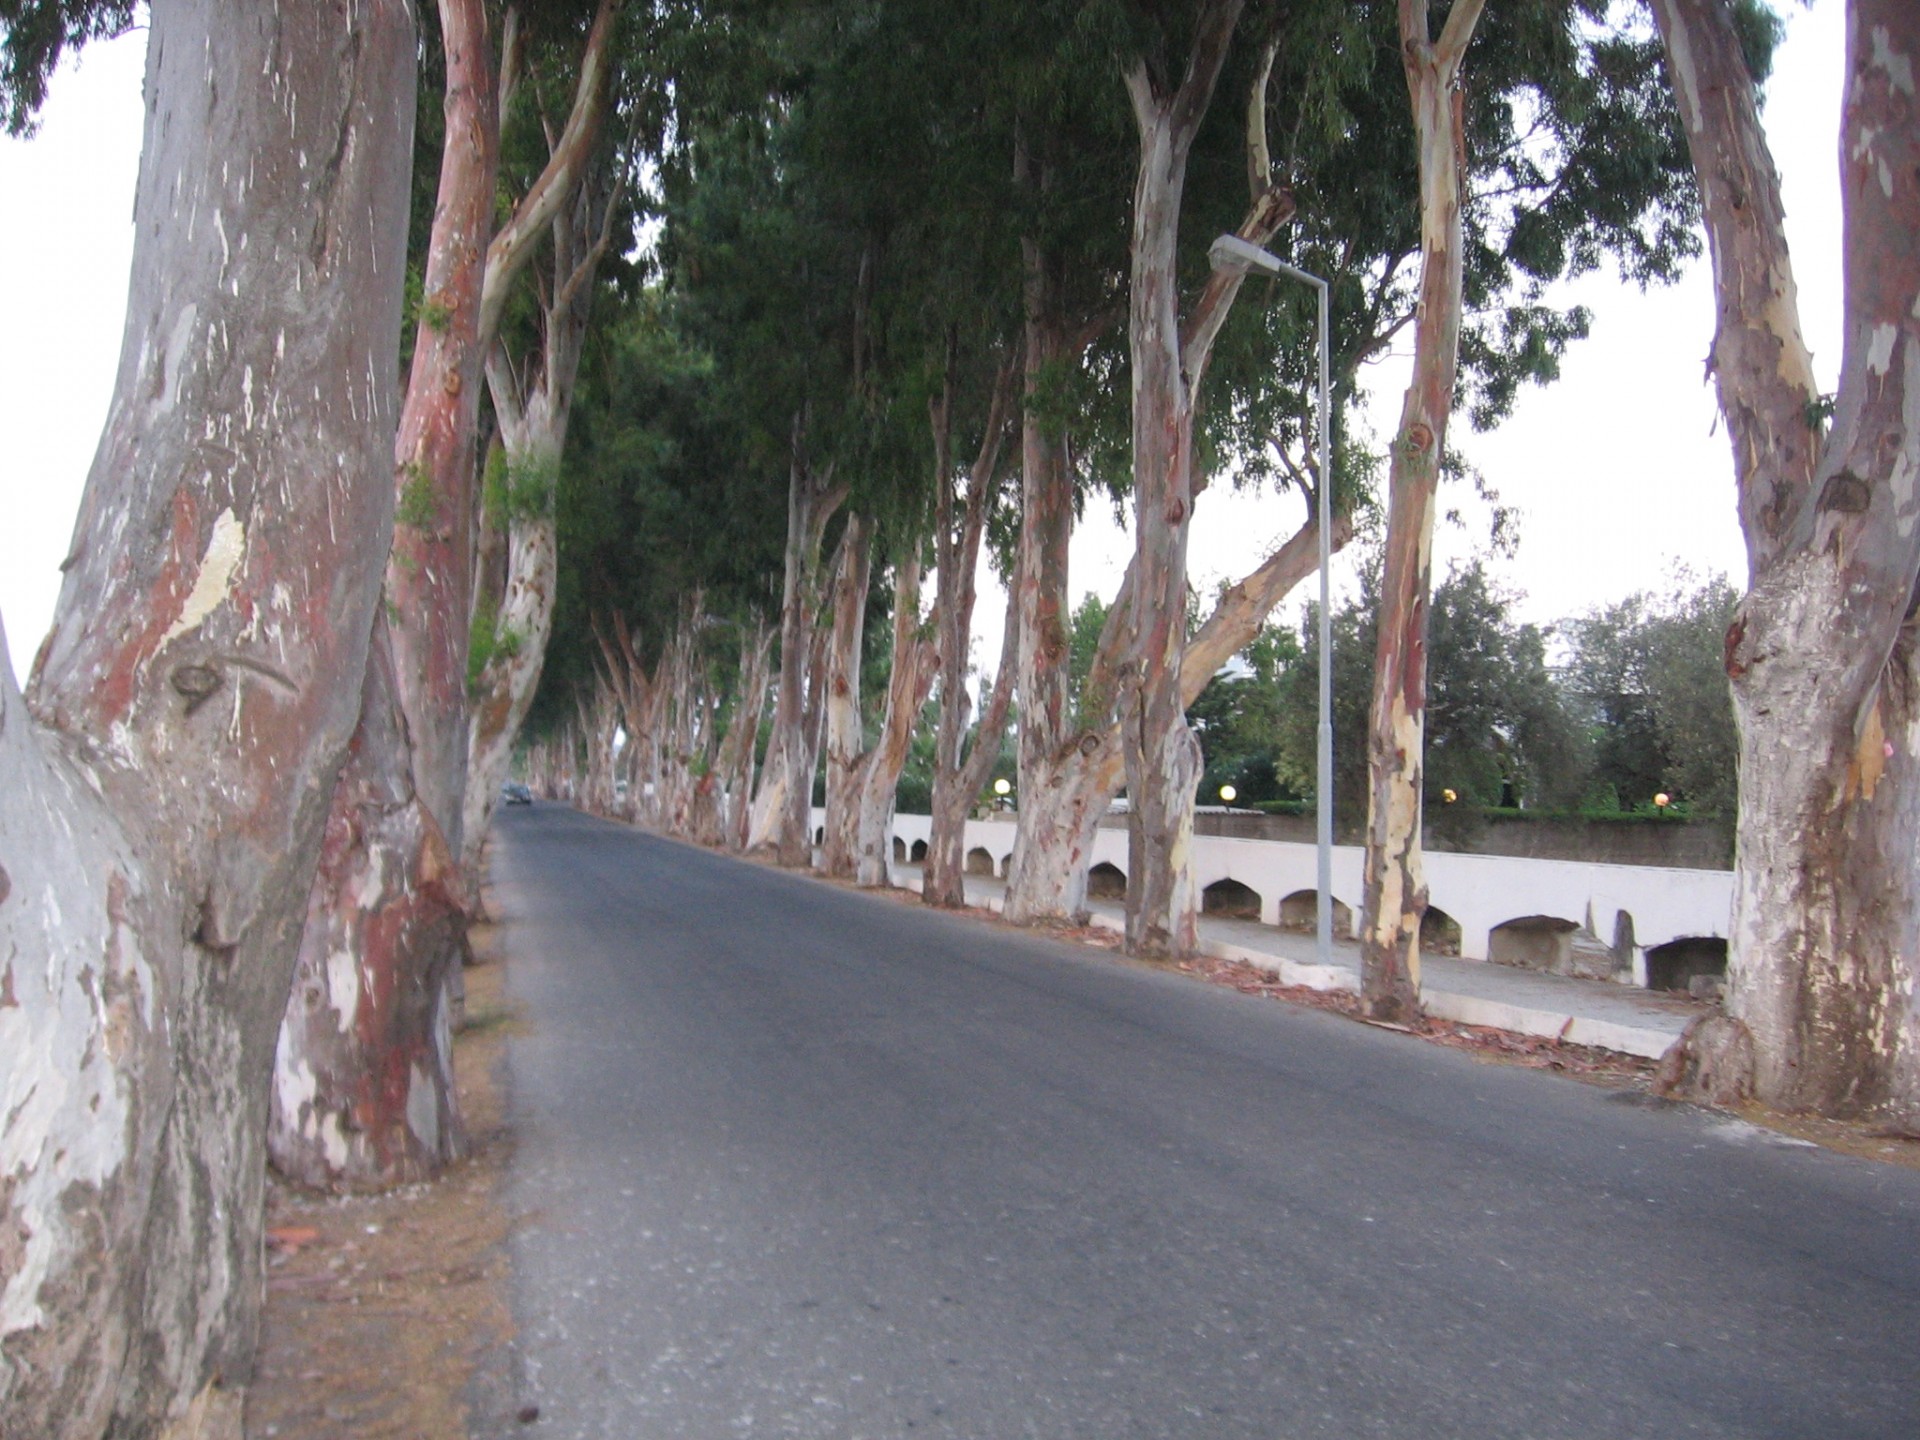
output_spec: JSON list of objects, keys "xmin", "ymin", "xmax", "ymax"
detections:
[{"xmin": 478, "ymin": 0, "xmax": 620, "ymax": 349}]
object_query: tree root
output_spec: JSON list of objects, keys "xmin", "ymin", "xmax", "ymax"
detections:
[{"xmin": 1653, "ymin": 1013, "xmax": 1755, "ymax": 1107}]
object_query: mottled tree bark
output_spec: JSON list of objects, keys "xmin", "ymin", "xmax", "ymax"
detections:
[
  {"xmin": 1115, "ymin": 4, "xmax": 1244, "ymax": 957},
  {"xmin": 464, "ymin": 155, "xmax": 614, "ymax": 867},
  {"xmin": 270, "ymin": 630, "xmax": 463, "ymax": 1188},
  {"xmin": 851, "ymin": 550, "xmax": 941, "ymax": 887},
  {"xmin": 1115, "ymin": 12, "xmax": 1295, "ymax": 956},
  {"xmin": 1003, "ymin": 217, "xmax": 1097, "ymax": 924},
  {"xmin": 1651, "ymin": 0, "xmax": 1920, "ymax": 1122},
  {"xmin": 717, "ymin": 619, "xmax": 776, "ymax": 852},
  {"xmin": 821, "ymin": 514, "xmax": 874, "ymax": 878},
  {"xmin": 2, "ymin": 2, "xmax": 414, "ymax": 1433},
  {"xmin": 747, "ymin": 435, "xmax": 847, "ymax": 866},
  {"xmin": 272, "ymin": 0, "xmax": 496, "ymax": 1190},
  {"xmin": 465, "ymin": 52, "xmax": 621, "ymax": 867},
  {"xmin": 923, "ymin": 357, "xmax": 1018, "ymax": 907},
  {"xmin": 1359, "ymin": 0, "xmax": 1486, "ymax": 1022}
]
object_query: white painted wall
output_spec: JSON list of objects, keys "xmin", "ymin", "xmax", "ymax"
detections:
[{"xmin": 866, "ymin": 811, "xmax": 1733, "ymax": 973}]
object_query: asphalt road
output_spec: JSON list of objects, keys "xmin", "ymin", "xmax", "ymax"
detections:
[{"xmin": 492, "ymin": 804, "xmax": 1920, "ymax": 1439}]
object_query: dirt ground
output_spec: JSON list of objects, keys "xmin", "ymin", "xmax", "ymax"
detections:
[
  {"xmin": 244, "ymin": 919, "xmax": 526, "ymax": 1440},
  {"xmin": 241, "ymin": 859, "xmax": 1920, "ymax": 1436}
]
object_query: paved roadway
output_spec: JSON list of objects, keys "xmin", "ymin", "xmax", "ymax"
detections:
[{"xmin": 492, "ymin": 805, "xmax": 1920, "ymax": 1439}]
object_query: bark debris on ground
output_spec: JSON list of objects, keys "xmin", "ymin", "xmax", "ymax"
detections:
[{"xmin": 245, "ymin": 915, "xmax": 521, "ymax": 1439}]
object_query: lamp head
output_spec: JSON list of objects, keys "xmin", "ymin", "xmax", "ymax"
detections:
[{"xmin": 1208, "ymin": 233, "xmax": 1283, "ymax": 277}]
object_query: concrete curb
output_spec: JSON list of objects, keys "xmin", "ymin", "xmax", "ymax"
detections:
[{"xmin": 966, "ymin": 878, "xmax": 1680, "ymax": 1061}]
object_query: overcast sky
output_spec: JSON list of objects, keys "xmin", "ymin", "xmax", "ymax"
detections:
[{"xmin": 1, "ymin": 3, "xmax": 1846, "ymax": 688}]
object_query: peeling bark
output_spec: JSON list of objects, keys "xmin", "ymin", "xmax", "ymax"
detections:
[
  {"xmin": 716, "ymin": 619, "xmax": 775, "ymax": 852},
  {"xmin": 1117, "ymin": 17, "xmax": 1301, "ymax": 959},
  {"xmin": 4, "ymin": 2, "xmax": 414, "ymax": 1431},
  {"xmin": 1359, "ymin": 0, "xmax": 1486, "ymax": 1023},
  {"xmin": 466, "ymin": 156, "xmax": 618, "ymax": 869},
  {"xmin": 923, "ymin": 356, "xmax": 1017, "ymax": 908},
  {"xmin": 747, "ymin": 432, "xmax": 846, "ymax": 866},
  {"xmin": 1004, "ymin": 209, "xmax": 1093, "ymax": 924},
  {"xmin": 1652, "ymin": 0, "xmax": 1920, "ymax": 1121},
  {"xmin": 270, "ymin": 630, "xmax": 464, "ymax": 1189},
  {"xmin": 273, "ymin": 0, "xmax": 498, "ymax": 1191},
  {"xmin": 851, "ymin": 550, "xmax": 941, "ymax": 888},
  {"xmin": 821, "ymin": 515, "xmax": 874, "ymax": 878}
]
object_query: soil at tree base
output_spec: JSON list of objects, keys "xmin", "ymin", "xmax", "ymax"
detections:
[{"xmin": 244, "ymin": 916, "xmax": 521, "ymax": 1439}]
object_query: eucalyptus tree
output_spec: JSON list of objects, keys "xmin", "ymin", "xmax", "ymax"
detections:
[
  {"xmin": 773, "ymin": 0, "xmax": 1032, "ymax": 888},
  {"xmin": 1329, "ymin": 0, "xmax": 1705, "ymax": 1018},
  {"xmin": 465, "ymin": 0, "xmax": 648, "ymax": 872},
  {"xmin": 271, "ymin": 0, "xmax": 626, "ymax": 1193},
  {"xmin": 1000, "ymin": 0, "xmax": 1359, "ymax": 937},
  {"xmin": 1649, "ymin": 0, "xmax": 1920, "ymax": 1124},
  {"xmin": 0, "ymin": 4, "xmax": 414, "ymax": 1433},
  {"xmin": 532, "ymin": 283, "xmax": 791, "ymax": 842}
]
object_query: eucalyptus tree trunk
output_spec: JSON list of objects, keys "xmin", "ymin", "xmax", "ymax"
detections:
[
  {"xmin": 466, "ymin": 152, "xmax": 620, "ymax": 868},
  {"xmin": 1, "ymin": 3, "xmax": 413, "ymax": 1433},
  {"xmin": 291, "ymin": 7, "xmax": 617, "ymax": 1183},
  {"xmin": 659, "ymin": 607, "xmax": 713, "ymax": 836},
  {"xmin": 1003, "ymin": 215, "xmax": 1094, "ymax": 924},
  {"xmin": 852, "ymin": 550, "xmax": 941, "ymax": 887},
  {"xmin": 1005, "ymin": 510, "xmax": 1336, "ymax": 924},
  {"xmin": 1024, "ymin": 13, "xmax": 1293, "ymax": 956},
  {"xmin": 1115, "ymin": 4, "xmax": 1243, "ymax": 958},
  {"xmin": 1359, "ymin": 0, "xmax": 1487, "ymax": 1023},
  {"xmin": 716, "ymin": 619, "xmax": 775, "ymax": 852},
  {"xmin": 578, "ymin": 679, "xmax": 622, "ymax": 817},
  {"xmin": 596, "ymin": 612, "xmax": 662, "ymax": 824},
  {"xmin": 1650, "ymin": 0, "xmax": 1920, "ymax": 1123},
  {"xmin": 270, "ymin": 0, "xmax": 495, "ymax": 1192},
  {"xmin": 923, "ymin": 358, "xmax": 1018, "ymax": 907},
  {"xmin": 822, "ymin": 515, "xmax": 875, "ymax": 878},
  {"xmin": 748, "ymin": 439, "xmax": 847, "ymax": 865}
]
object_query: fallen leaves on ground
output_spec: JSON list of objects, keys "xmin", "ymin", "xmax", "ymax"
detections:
[{"xmin": 245, "ymin": 917, "xmax": 521, "ymax": 1439}]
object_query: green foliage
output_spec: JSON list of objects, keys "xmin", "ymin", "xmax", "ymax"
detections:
[
  {"xmin": 418, "ymin": 293, "xmax": 454, "ymax": 335},
  {"xmin": 396, "ymin": 462, "xmax": 437, "ymax": 530},
  {"xmin": 1271, "ymin": 556, "xmax": 1585, "ymax": 835},
  {"xmin": 0, "ymin": 0, "xmax": 134, "ymax": 136},
  {"xmin": 466, "ymin": 598, "xmax": 524, "ymax": 694},
  {"xmin": 1189, "ymin": 616, "xmax": 1306, "ymax": 809},
  {"xmin": 1561, "ymin": 574, "xmax": 1740, "ymax": 820},
  {"xmin": 1067, "ymin": 592, "xmax": 1110, "ymax": 728},
  {"xmin": 502, "ymin": 449, "xmax": 559, "ymax": 522}
]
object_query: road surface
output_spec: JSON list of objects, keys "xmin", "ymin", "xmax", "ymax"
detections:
[{"xmin": 493, "ymin": 804, "xmax": 1920, "ymax": 1439}]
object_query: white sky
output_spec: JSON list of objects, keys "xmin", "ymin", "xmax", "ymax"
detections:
[{"xmin": 1, "ymin": 4, "xmax": 1846, "ymax": 688}]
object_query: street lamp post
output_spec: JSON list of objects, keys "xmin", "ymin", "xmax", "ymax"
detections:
[{"xmin": 1208, "ymin": 234, "xmax": 1334, "ymax": 970}]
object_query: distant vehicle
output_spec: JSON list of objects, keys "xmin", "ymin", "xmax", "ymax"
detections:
[{"xmin": 502, "ymin": 781, "xmax": 533, "ymax": 805}]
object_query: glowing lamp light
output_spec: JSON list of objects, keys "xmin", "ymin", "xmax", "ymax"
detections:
[
  {"xmin": 1653, "ymin": 792, "xmax": 1671, "ymax": 809},
  {"xmin": 1441, "ymin": 788, "xmax": 1457, "ymax": 804},
  {"xmin": 993, "ymin": 777, "xmax": 1011, "ymax": 797},
  {"xmin": 1219, "ymin": 784, "xmax": 1237, "ymax": 804}
]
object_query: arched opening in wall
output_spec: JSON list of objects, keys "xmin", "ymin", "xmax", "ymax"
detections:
[
  {"xmin": 966, "ymin": 846, "xmax": 997, "ymax": 877},
  {"xmin": 1645, "ymin": 936, "xmax": 1728, "ymax": 995},
  {"xmin": 1202, "ymin": 878, "xmax": 1263, "ymax": 920},
  {"xmin": 1087, "ymin": 861, "xmax": 1128, "ymax": 899},
  {"xmin": 1488, "ymin": 916, "xmax": 1578, "ymax": 973},
  {"xmin": 893, "ymin": 837, "xmax": 906, "ymax": 863},
  {"xmin": 1278, "ymin": 889, "xmax": 1353, "ymax": 936},
  {"xmin": 1421, "ymin": 906, "xmax": 1462, "ymax": 956},
  {"xmin": 813, "ymin": 827, "xmax": 825, "ymax": 847},
  {"xmin": 999, "ymin": 855, "xmax": 1012, "ymax": 879},
  {"xmin": 910, "ymin": 839, "xmax": 928, "ymax": 863}
]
